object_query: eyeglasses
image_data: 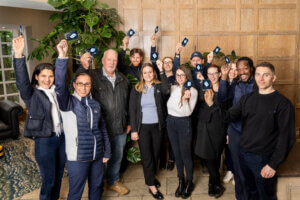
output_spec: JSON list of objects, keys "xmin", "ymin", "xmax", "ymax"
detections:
[
  {"xmin": 176, "ymin": 74, "xmax": 186, "ymax": 78},
  {"xmin": 75, "ymin": 82, "xmax": 92, "ymax": 88},
  {"xmin": 163, "ymin": 61, "xmax": 172, "ymax": 65},
  {"xmin": 207, "ymin": 72, "xmax": 219, "ymax": 76}
]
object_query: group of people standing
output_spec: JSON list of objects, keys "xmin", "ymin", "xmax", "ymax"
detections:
[{"xmin": 13, "ymin": 30, "xmax": 295, "ymax": 200}]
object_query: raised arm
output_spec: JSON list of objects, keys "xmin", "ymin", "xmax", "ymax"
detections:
[
  {"xmin": 117, "ymin": 36, "xmax": 129, "ymax": 75},
  {"xmin": 150, "ymin": 34, "xmax": 160, "ymax": 78},
  {"xmin": 218, "ymin": 65, "xmax": 234, "ymax": 102},
  {"xmin": 55, "ymin": 40, "xmax": 72, "ymax": 111},
  {"xmin": 13, "ymin": 36, "xmax": 33, "ymax": 106},
  {"xmin": 173, "ymin": 43, "xmax": 183, "ymax": 74},
  {"xmin": 156, "ymin": 60, "xmax": 170, "ymax": 95}
]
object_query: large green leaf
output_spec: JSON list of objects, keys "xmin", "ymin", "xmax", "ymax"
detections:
[
  {"xmin": 85, "ymin": 13, "xmax": 99, "ymax": 27},
  {"xmin": 81, "ymin": 33, "xmax": 98, "ymax": 44},
  {"xmin": 127, "ymin": 146, "xmax": 141, "ymax": 163},
  {"xmin": 81, "ymin": 0, "xmax": 95, "ymax": 10},
  {"xmin": 48, "ymin": 0, "xmax": 63, "ymax": 8}
]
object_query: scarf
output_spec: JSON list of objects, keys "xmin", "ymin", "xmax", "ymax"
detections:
[{"xmin": 37, "ymin": 85, "xmax": 62, "ymax": 136}]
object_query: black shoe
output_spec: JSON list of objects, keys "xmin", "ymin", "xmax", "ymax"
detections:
[
  {"xmin": 214, "ymin": 185, "xmax": 225, "ymax": 198},
  {"xmin": 155, "ymin": 179, "xmax": 161, "ymax": 188},
  {"xmin": 149, "ymin": 189, "xmax": 164, "ymax": 199},
  {"xmin": 181, "ymin": 180, "xmax": 194, "ymax": 199},
  {"xmin": 167, "ymin": 160, "xmax": 175, "ymax": 170},
  {"xmin": 175, "ymin": 178, "xmax": 185, "ymax": 197},
  {"xmin": 208, "ymin": 184, "xmax": 215, "ymax": 196}
]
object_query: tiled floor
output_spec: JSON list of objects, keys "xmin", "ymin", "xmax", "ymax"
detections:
[{"xmin": 16, "ymin": 163, "xmax": 236, "ymax": 200}]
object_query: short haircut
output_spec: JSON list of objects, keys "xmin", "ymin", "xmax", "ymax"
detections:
[
  {"xmin": 207, "ymin": 64, "xmax": 221, "ymax": 73},
  {"xmin": 237, "ymin": 57, "xmax": 254, "ymax": 69},
  {"xmin": 73, "ymin": 72, "xmax": 91, "ymax": 83},
  {"xmin": 256, "ymin": 62, "xmax": 275, "ymax": 73},
  {"xmin": 103, "ymin": 49, "xmax": 117, "ymax": 59}
]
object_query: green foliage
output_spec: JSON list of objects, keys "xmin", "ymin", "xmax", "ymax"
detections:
[
  {"xmin": 29, "ymin": 0, "xmax": 125, "ymax": 65},
  {"xmin": 127, "ymin": 146, "xmax": 141, "ymax": 163},
  {"xmin": 126, "ymin": 73, "xmax": 139, "ymax": 87}
]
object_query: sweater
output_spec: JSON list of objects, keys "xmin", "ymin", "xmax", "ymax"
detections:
[
  {"xmin": 226, "ymin": 90, "xmax": 295, "ymax": 170},
  {"xmin": 167, "ymin": 86, "xmax": 198, "ymax": 117}
]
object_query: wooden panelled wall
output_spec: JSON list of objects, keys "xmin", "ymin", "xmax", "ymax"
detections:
[{"xmin": 118, "ymin": 0, "xmax": 300, "ymax": 138}]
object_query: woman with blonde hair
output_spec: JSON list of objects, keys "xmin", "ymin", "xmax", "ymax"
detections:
[{"xmin": 129, "ymin": 62, "xmax": 169, "ymax": 199}]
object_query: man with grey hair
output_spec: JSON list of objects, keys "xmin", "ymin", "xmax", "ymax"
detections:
[{"xmin": 79, "ymin": 49, "xmax": 131, "ymax": 195}]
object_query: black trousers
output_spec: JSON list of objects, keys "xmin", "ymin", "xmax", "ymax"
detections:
[
  {"xmin": 138, "ymin": 123, "xmax": 163, "ymax": 186},
  {"xmin": 203, "ymin": 158, "xmax": 221, "ymax": 186},
  {"xmin": 167, "ymin": 115, "xmax": 193, "ymax": 181}
]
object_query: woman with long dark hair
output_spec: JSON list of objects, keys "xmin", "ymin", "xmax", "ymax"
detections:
[
  {"xmin": 166, "ymin": 65, "xmax": 198, "ymax": 198},
  {"xmin": 129, "ymin": 62, "xmax": 169, "ymax": 199},
  {"xmin": 13, "ymin": 36, "xmax": 65, "ymax": 200}
]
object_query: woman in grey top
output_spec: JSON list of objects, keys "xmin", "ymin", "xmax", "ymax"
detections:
[{"xmin": 129, "ymin": 63, "xmax": 169, "ymax": 199}]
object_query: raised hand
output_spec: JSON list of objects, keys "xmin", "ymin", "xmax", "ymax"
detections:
[
  {"xmin": 175, "ymin": 43, "xmax": 183, "ymax": 54},
  {"xmin": 151, "ymin": 33, "xmax": 157, "ymax": 47},
  {"xmin": 204, "ymin": 89, "xmax": 214, "ymax": 106},
  {"xmin": 196, "ymin": 72, "xmax": 205, "ymax": 81},
  {"xmin": 122, "ymin": 36, "xmax": 130, "ymax": 51},
  {"xmin": 221, "ymin": 65, "xmax": 230, "ymax": 80},
  {"xmin": 156, "ymin": 59, "xmax": 163, "ymax": 72},
  {"xmin": 80, "ymin": 52, "xmax": 92, "ymax": 70},
  {"xmin": 207, "ymin": 51, "xmax": 214, "ymax": 63},
  {"xmin": 12, "ymin": 36, "xmax": 25, "ymax": 58},
  {"xmin": 57, "ymin": 39, "xmax": 68, "ymax": 58}
]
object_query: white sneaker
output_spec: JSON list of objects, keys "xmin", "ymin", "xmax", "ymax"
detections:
[{"xmin": 223, "ymin": 171, "xmax": 234, "ymax": 183}]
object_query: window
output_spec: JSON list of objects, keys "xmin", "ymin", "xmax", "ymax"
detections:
[{"xmin": 0, "ymin": 25, "xmax": 23, "ymax": 104}]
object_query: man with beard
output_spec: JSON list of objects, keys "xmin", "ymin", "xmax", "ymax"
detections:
[{"xmin": 218, "ymin": 57, "xmax": 256, "ymax": 200}]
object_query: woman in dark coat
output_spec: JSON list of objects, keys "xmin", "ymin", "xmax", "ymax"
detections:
[{"xmin": 195, "ymin": 64, "xmax": 230, "ymax": 198}]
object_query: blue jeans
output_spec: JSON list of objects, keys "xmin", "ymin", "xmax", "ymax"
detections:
[
  {"xmin": 67, "ymin": 158, "xmax": 105, "ymax": 200},
  {"xmin": 106, "ymin": 133, "xmax": 127, "ymax": 185},
  {"xmin": 35, "ymin": 133, "xmax": 66, "ymax": 200},
  {"xmin": 239, "ymin": 148, "xmax": 277, "ymax": 200}
]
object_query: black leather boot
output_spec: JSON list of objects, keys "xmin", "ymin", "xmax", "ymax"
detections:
[
  {"xmin": 181, "ymin": 180, "xmax": 194, "ymax": 199},
  {"xmin": 214, "ymin": 185, "xmax": 225, "ymax": 198},
  {"xmin": 175, "ymin": 178, "xmax": 185, "ymax": 197},
  {"xmin": 208, "ymin": 184, "xmax": 215, "ymax": 196}
]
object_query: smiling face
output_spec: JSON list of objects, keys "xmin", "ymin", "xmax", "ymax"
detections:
[
  {"xmin": 73, "ymin": 74, "xmax": 92, "ymax": 97},
  {"xmin": 190, "ymin": 57, "xmax": 204, "ymax": 67},
  {"xmin": 175, "ymin": 69, "xmax": 187, "ymax": 86},
  {"xmin": 255, "ymin": 66, "xmax": 276, "ymax": 90},
  {"xmin": 102, "ymin": 49, "xmax": 118, "ymax": 76},
  {"xmin": 142, "ymin": 66, "xmax": 154, "ymax": 83},
  {"xmin": 237, "ymin": 61, "xmax": 252, "ymax": 82},
  {"xmin": 163, "ymin": 58, "xmax": 173, "ymax": 73},
  {"xmin": 228, "ymin": 63, "xmax": 238, "ymax": 81},
  {"xmin": 130, "ymin": 53, "xmax": 143, "ymax": 67},
  {"xmin": 207, "ymin": 67, "xmax": 221, "ymax": 85},
  {"xmin": 35, "ymin": 69, "xmax": 54, "ymax": 89}
]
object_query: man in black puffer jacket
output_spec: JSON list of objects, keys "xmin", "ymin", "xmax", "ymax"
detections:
[{"xmin": 79, "ymin": 49, "xmax": 131, "ymax": 195}]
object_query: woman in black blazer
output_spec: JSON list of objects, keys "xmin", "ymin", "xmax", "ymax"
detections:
[
  {"xmin": 129, "ymin": 62, "xmax": 169, "ymax": 199},
  {"xmin": 195, "ymin": 64, "xmax": 230, "ymax": 198}
]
